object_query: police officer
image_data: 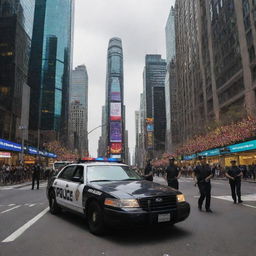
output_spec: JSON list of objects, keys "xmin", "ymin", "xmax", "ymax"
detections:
[
  {"xmin": 225, "ymin": 160, "xmax": 243, "ymax": 204},
  {"xmin": 144, "ymin": 159, "xmax": 153, "ymax": 181},
  {"xmin": 31, "ymin": 163, "xmax": 40, "ymax": 190},
  {"xmin": 193, "ymin": 156, "xmax": 214, "ymax": 212},
  {"xmin": 165, "ymin": 158, "xmax": 181, "ymax": 189}
]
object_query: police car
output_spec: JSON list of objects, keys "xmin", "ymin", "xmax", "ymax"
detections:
[{"xmin": 46, "ymin": 158, "xmax": 190, "ymax": 235}]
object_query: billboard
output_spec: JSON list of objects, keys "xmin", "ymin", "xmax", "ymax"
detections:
[
  {"xmin": 110, "ymin": 103, "xmax": 121, "ymax": 121},
  {"xmin": 111, "ymin": 77, "xmax": 121, "ymax": 101},
  {"xmin": 146, "ymin": 118, "xmax": 154, "ymax": 124},
  {"xmin": 110, "ymin": 154, "xmax": 121, "ymax": 159},
  {"xmin": 110, "ymin": 143, "xmax": 122, "ymax": 154},
  {"xmin": 111, "ymin": 92, "xmax": 121, "ymax": 101},
  {"xmin": 110, "ymin": 122, "xmax": 122, "ymax": 142},
  {"xmin": 147, "ymin": 132, "xmax": 153, "ymax": 149},
  {"xmin": 146, "ymin": 124, "xmax": 154, "ymax": 132}
]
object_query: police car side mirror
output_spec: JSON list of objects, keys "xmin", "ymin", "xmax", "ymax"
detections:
[{"xmin": 71, "ymin": 176, "xmax": 83, "ymax": 183}]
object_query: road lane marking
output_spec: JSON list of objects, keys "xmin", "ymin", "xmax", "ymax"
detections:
[
  {"xmin": 212, "ymin": 194, "xmax": 256, "ymax": 202},
  {"xmin": 1, "ymin": 205, "xmax": 21, "ymax": 214},
  {"xmin": 2, "ymin": 207, "xmax": 49, "ymax": 243},
  {"xmin": 242, "ymin": 204, "xmax": 256, "ymax": 209},
  {"xmin": 29, "ymin": 204, "xmax": 35, "ymax": 207}
]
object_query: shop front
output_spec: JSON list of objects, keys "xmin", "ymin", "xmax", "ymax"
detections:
[
  {"xmin": 0, "ymin": 138, "xmax": 57, "ymax": 166},
  {"xmin": 183, "ymin": 139, "xmax": 256, "ymax": 167}
]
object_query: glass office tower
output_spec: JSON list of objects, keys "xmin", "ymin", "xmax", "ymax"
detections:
[
  {"xmin": 102, "ymin": 38, "xmax": 126, "ymax": 160},
  {"xmin": 28, "ymin": 0, "xmax": 73, "ymax": 142},
  {"xmin": 0, "ymin": 0, "xmax": 35, "ymax": 141}
]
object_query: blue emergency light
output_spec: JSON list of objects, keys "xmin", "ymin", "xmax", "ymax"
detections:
[{"xmin": 81, "ymin": 157, "xmax": 120, "ymax": 162}]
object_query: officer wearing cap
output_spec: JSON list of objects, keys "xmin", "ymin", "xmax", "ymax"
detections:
[
  {"xmin": 165, "ymin": 157, "xmax": 181, "ymax": 189},
  {"xmin": 225, "ymin": 160, "xmax": 243, "ymax": 204},
  {"xmin": 193, "ymin": 156, "xmax": 214, "ymax": 212}
]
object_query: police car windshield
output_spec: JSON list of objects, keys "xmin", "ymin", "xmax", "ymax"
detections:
[
  {"xmin": 87, "ymin": 165, "xmax": 142, "ymax": 182},
  {"xmin": 54, "ymin": 163, "xmax": 68, "ymax": 170}
]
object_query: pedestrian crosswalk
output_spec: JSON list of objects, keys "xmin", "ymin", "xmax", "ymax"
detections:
[{"xmin": 0, "ymin": 182, "xmax": 47, "ymax": 191}]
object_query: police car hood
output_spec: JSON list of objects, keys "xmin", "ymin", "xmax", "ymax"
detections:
[{"xmin": 91, "ymin": 180, "xmax": 179, "ymax": 199}]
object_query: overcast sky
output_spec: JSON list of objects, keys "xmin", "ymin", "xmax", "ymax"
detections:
[{"xmin": 73, "ymin": 0, "xmax": 175, "ymax": 159}]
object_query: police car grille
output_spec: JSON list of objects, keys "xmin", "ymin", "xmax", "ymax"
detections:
[{"xmin": 139, "ymin": 196, "xmax": 177, "ymax": 211}]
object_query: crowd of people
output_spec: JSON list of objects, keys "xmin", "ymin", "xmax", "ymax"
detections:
[
  {"xmin": 0, "ymin": 164, "xmax": 51, "ymax": 185},
  {"xmin": 135, "ymin": 163, "xmax": 256, "ymax": 181}
]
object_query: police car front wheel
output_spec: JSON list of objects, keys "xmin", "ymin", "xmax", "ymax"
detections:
[
  {"xmin": 87, "ymin": 201, "xmax": 105, "ymax": 235},
  {"xmin": 49, "ymin": 189, "xmax": 61, "ymax": 214}
]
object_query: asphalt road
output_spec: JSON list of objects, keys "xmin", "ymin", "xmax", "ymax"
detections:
[{"xmin": 0, "ymin": 178, "xmax": 256, "ymax": 256}]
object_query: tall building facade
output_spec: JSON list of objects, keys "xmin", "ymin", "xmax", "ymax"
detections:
[
  {"xmin": 134, "ymin": 93, "xmax": 146, "ymax": 167},
  {"xmin": 28, "ymin": 0, "xmax": 74, "ymax": 145},
  {"xmin": 0, "ymin": 0, "xmax": 35, "ymax": 142},
  {"xmin": 174, "ymin": 0, "xmax": 205, "ymax": 146},
  {"xmin": 143, "ymin": 55, "xmax": 166, "ymax": 159},
  {"xmin": 165, "ymin": 6, "xmax": 178, "ymax": 153},
  {"xmin": 100, "ymin": 38, "xmax": 126, "ymax": 161},
  {"xmin": 69, "ymin": 65, "xmax": 88, "ymax": 156},
  {"xmin": 174, "ymin": 0, "xmax": 256, "ymax": 149}
]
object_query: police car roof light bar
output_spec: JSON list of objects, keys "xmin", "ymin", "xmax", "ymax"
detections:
[{"xmin": 80, "ymin": 157, "xmax": 120, "ymax": 163}]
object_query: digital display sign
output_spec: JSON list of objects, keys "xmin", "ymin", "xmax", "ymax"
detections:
[
  {"xmin": 110, "ymin": 122, "xmax": 122, "ymax": 142},
  {"xmin": 110, "ymin": 103, "xmax": 122, "ymax": 121},
  {"xmin": 110, "ymin": 143, "xmax": 122, "ymax": 154},
  {"xmin": 0, "ymin": 138, "xmax": 21, "ymax": 152},
  {"xmin": 111, "ymin": 78, "xmax": 121, "ymax": 101}
]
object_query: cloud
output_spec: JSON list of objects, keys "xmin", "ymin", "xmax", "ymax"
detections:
[{"xmin": 73, "ymin": 0, "xmax": 175, "ymax": 158}]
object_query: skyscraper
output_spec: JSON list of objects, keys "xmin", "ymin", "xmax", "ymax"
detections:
[
  {"xmin": 143, "ymin": 55, "xmax": 166, "ymax": 159},
  {"xmin": 0, "ymin": 0, "xmax": 35, "ymax": 142},
  {"xmin": 100, "ymin": 37, "xmax": 125, "ymax": 161},
  {"xmin": 69, "ymin": 65, "xmax": 88, "ymax": 156},
  {"xmin": 165, "ymin": 6, "xmax": 178, "ymax": 153},
  {"xmin": 175, "ymin": 0, "xmax": 204, "ymax": 146},
  {"xmin": 174, "ymin": 0, "xmax": 256, "ymax": 149},
  {"xmin": 28, "ymin": 0, "xmax": 74, "ymax": 145}
]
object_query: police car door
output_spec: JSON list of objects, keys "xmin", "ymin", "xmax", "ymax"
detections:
[
  {"xmin": 54, "ymin": 165, "xmax": 76, "ymax": 208},
  {"xmin": 67, "ymin": 165, "xmax": 85, "ymax": 213}
]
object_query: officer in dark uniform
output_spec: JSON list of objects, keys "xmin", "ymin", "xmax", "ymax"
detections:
[
  {"xmin": 193, "ymin": 156, "xmax": 214, "ymax": 212},
  {"xmin": 165, "ymin": 158, "xmax": 181, "ymax": 189},
  {"xmin": 31, "ymin": 163, "xmax": 40, "ymax": 190},
  {"xmin": 144, "ymin": 159, "xmax": 153, "ymax": 181},
  {"xmin": 225, "ymin": 160, "xmax": 243, "ymax": 204}
]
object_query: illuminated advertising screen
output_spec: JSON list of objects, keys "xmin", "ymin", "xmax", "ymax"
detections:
[
  {"xmin": 147, "ymin": 132, "xmax": 153, "ymax": 149},
  {"xmin": 110, "ymin": 122, "xmax": 122, "ymax": 142},
  {"xmin": 111, "ymin": 92, "xmax": 121, "ymax": 101},
  {"xmin": 110, "ymin": 103, "xmax": 122, "ymax": 121},
  {"xmin": 111, "ymin": 77, "xmax": 121, "ymax": 101},
  {"xmin": 110, "ymin": 143, "xmax": 122, "ymax": 154},
  {"xmin": 147, "ymin": 124, "xmax": 154, "ymax": 132}
]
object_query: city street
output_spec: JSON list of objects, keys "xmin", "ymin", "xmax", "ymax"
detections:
[{"xmin": 0, "ymin": 178, "xmax": 255, "ymax": 256}]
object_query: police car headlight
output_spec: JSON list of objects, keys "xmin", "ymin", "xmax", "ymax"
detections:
[
  {"xmin": 177, "ymin": 194, "xmax": 186, "ymax": 203},
  {"xmin": 104, "ymin": 198, "xmax": 140, "ymax": 208}
]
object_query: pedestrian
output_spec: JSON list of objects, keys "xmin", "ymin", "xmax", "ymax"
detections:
[
  {"xmin": 31, "ymin": 163, "xmax": 40, "ymax": 190},
  {"xmin": 144, "ymin": 159, "xmax": 153, "ymax": 181},
  {"xmin": 193, "ymin": 156, "xmax": 214, "ymax": 212},
  {"xmin": 252, "ymin": 163, "xmax": 256, "ymax": 180},
  {"xmin": 165, "ymin": 158, "xmax": 181, "ymax": 189},
  {"xmin": 225, "ymin": 160, "xmax": 243, "ymax": 204}
]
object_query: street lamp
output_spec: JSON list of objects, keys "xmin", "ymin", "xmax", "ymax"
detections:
[
  {"xmin": 86, "ymin": 124, "xmax": 107, "ymax": 157},
  {"xmin": 87, "ymin": 124, "xmax": 106, "ymax": 135},
  {"xmin": 18, "ymin": 125, "xmax": 27, "ymax": 164}
]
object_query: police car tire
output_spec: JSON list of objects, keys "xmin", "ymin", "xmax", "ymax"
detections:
[
  {"xmin": 88, "ymin": 201, "xmax": 105, "ymax": 235},
  {"xmin": 49, "ymin": 190, "xmax": 61, "ymax": 214}
]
